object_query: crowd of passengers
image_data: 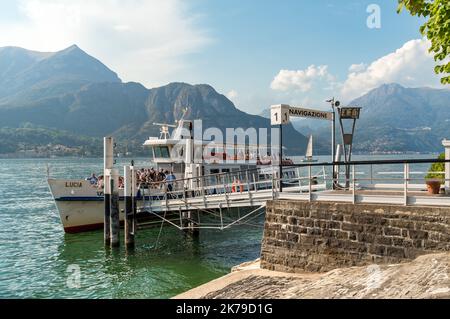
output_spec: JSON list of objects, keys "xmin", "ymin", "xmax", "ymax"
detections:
[{"xmin": 86, "ymin": 168, "xmax": 177, "ymax": 191}]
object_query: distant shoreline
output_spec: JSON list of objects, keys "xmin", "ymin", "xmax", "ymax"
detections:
[{"xmin": 0, "ymin": 152, "xmax": 440, "ymax": 160}]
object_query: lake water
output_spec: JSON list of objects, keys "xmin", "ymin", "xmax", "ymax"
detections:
[{"xmin": 0, "ymin": 154, "xmax": 437, "ymax": 298}]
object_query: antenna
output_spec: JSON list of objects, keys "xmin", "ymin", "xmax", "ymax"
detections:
[{"xmin": 178, "ymin": 106, "xmax": 189, "ymax": 123}]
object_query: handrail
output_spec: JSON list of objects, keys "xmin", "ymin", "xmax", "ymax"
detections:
[
  {"xmin": 141, "ymin": 158, "xmax": 448, "ymax": 188},
  {"xmin": 136, "ymin": 156, "xmax": 450, "ymax": 211},
  {"xmin": 286, "ymin": 158, "xmax": 450, "ymax": 168}
]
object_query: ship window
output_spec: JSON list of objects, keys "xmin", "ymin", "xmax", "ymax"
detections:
[{"xmin": 154, "ymin": 146, "xmax": 170, "ymax": 158}]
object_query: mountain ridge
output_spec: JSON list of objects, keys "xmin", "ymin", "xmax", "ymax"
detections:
[{"xmin": 0, "ymin": 46, "xmax": 311, "ymax": 155}]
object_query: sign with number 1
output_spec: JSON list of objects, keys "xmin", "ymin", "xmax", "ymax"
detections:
[{"xmin": 270, "ymin": 104, "xmax": 290, "ymax": 125}]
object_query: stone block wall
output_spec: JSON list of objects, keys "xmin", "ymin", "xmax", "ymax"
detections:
[{"xmin": 260, "ymin": 200, "xmax": 450, "ymax": 273}]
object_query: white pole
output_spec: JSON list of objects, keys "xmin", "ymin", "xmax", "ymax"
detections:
[
  {"xmin": 334, "ymin": 144, "xmax": 342, "ymax": 187},
  {"xmin": 352, "ymin": 164, "xmax": 356, "ymax": 204},
  {"xmin": 308, "ymin": 165, "xmax": 312, "ymax": 202},
  {"xmin": 104, "ymin": 137, "xmax": 114, "ymax": 171},
  {"xmin": 404, "ymin": 163, "xmax": 408, "ymax": 206},
  {"xmin": 442, "ymin": 139, "xmax": 450, "ymax": 194},
  {"xmin": 103, "ymin": 137, "xmax": 114, "ymax": 245}
]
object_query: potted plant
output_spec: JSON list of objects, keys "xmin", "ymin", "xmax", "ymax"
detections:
[{"xmin": 425, "ymin": 153, "xmax": 445, "ymax": 194}]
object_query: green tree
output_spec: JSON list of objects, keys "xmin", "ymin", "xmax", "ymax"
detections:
[
  {"xmin": 397, "ymin": 0, "xmax": 450, "ymax": 84},
  {"xmin": 426, "ymin": 152, "xmax": 445, "ymax": 180}
]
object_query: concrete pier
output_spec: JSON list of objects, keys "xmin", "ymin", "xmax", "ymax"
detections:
[
  {"xmin": 174, "ymin": 253, "xmax": 450, "ymax": 299},
  {"xmin": 175, "ymin": 199, "xmax": 450, "ymax": 299},
  {"xmin": 261, "ymin": 200, "xmax": 450, "ymax": 273}
]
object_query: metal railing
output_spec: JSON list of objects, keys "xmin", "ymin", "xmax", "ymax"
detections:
[
  {"xmin": 280, "ymin": 158, "xmax": 450, "ymax": 206},
  {"xmin": 133, "ymin": 158, "xmax": 450, "ymax": 210},
  {"xmin": 137, "ymin": 165, "xmax": 327, "ymax": 210}
]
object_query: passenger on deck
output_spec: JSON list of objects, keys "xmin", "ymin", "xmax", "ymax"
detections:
[
  {"xmin": 86, "ymin": 173, "xmax": 98, "ymax": 185},
  {"xmin": 165, "ymin": 171, "xmax": 176, "ymax": 192},
  {"xmin": 149, "ymin": 168, "xmax": 156, "ymax": 183},
  {"xmin": 97, "ymin": 175, "xmax": 104, "ymax": 188},
  {"xmin": 157, "ymin": 169, "xmax": 166, "ymax": 189}
]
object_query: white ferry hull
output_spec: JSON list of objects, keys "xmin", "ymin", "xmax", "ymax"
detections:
[{"xmin": 48, "ymin": 178, "xmax": 126, "ymax": 233}]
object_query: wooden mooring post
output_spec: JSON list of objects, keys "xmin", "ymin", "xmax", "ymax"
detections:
[
  {"xmin": 124, "ymin": 165, "xmax": 135, "ymax": 248},
  {"xmin": 103, "ymin": 137, "xmax": 113, "ymax": 246},
  {"xmin": 182, "ymin": 210, "xmax": 199, "ymax": 237},
  {"xmin": 110, "ymin": 168, "xmax": 120, "ymax": 248}
]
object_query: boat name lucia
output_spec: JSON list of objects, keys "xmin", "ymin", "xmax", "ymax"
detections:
[{"xmin": 65, "ymin": 181, "xmax": 83, "ymax": 188}]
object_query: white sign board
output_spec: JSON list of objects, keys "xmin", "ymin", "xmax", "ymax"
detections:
[
  {"xmin": 288, "ymin": 106, "xmax": 333, "ymax": 121},
  {"xmin": 270, "ymin": 104, "xmax": 290, "ymax": 125}
]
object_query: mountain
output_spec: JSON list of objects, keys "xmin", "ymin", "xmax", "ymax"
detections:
[
  {"xmin": 0, "ymin": 45, "xmax": 120, "ymax": 105},
  {"xmin": 0, "ymin": 125, "xmax": 102, "ymax": 157},
  {"xmin": 0, "ymin": 46, "xmax": 309, "ymax": 155},
  {"xmin": 306, "ymin": 83, "xmax": 450, "ymax": 153},
  {"xmin": 258, "ymin": 83, "xmax": 450, "ymax": 153},
  {"xmin": 349, "ymin": 83, "xmax": 450, "ymax": 153}
]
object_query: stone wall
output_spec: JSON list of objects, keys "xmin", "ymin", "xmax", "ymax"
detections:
[{"xmin": 260, "ymin": 200, "xmax": 450, "ymax": 273}]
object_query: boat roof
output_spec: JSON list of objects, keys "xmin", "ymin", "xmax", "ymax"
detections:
[{"xmin": 143, "ymin": 138, "xmax": 284, "ymax": 149}]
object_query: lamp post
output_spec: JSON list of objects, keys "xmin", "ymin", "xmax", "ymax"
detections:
[
  {"xmin": 327, "ymin": 98, "xmax": 340, "ymax": 189},
  {"xmin": 336, "ymin": 106, "xmax": 361, "ymax": 189}
]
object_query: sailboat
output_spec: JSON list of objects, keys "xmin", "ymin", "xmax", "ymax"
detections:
[{"xmin": 301, "ymin": 135, "xmax": 318, "ymax": 162}]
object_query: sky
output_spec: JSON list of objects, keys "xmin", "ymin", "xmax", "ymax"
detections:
[{"xmin": 0, "ymin": 0, "xmax": 447, "ymax": 114}]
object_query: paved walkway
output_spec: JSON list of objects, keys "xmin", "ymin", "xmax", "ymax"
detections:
[{"xmin": 174, "ymin": 253, "xmax": 450, "ymax": 299}]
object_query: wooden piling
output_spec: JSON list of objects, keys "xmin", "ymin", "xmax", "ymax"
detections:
[
  {"xmin": 124, "ymin": 165, "xmax": 135, "ymax": 248},
  {"xmin": 110, "ymin": 169, "xmax": 120, "ymax": 248},
  {"xmin": 191, "ymin": 210, "xmax": 199, "ymax": 237},
  {"xmin": 103, "ymin": 137, "xmax": 114, "ymax": 246},
  {"xmin": 182, "ymin": 210, "xmax": 199, "ymax": 237},
  {"xmin": 104, "ymin": 173, "xmax": 111, "ymax": 246}
]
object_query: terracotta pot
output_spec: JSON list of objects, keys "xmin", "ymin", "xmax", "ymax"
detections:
[{"xmin": 426, "ymin": 180, "xmax": 441, "ymax": 195}]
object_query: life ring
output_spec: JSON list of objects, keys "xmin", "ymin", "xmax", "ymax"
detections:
[{"xmin": 232, "ymin": 180, "xmax": 243, "ymax": 193}]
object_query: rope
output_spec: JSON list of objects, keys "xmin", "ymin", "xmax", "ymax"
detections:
[{"xmin": 154, "ymin": 209, "xmax": 167, "ymax": 249}]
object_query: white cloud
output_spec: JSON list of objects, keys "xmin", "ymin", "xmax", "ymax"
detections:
[
  {"xmin": 0, "ymin": 0, "xmax": 211, "ymax": 87},
  {"xmin": 348, "ymin": 63, "xmax": 367, "ymax": 73},
  {"xmin": 270, "ymin": 65, "xmax": 335, "ymax": 92},
  {"xmin": 340, "ymin": 38, "xmax": 444, "ymax": 101},
  {"xmin": 226, "ymin": 89, "xmax": 238, "ymax": 101}
]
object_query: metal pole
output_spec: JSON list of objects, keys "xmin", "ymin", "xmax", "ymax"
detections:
[
  {"xmin": 404, "ymin": 163, "xmax": 408, "ymax": 206},
  {"xmin": 279, "ymin": 124, "xmax": 283, "ymax": 192},
  {"xmin": 332, "ymin": 107, "xmax": 335, "ymax": 186},
  {"xmin": 308, "ymin": 165, "xmax": 312, "ymax": 202},
  {"xmin": 352, "ymin": 164, "xmax": 356, "ymax": 204}
]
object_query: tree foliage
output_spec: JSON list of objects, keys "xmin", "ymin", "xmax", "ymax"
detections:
[
  {"xmin": 426, "ymin": 152, "xmax": 445, "ymax": 180},
  {"xmin": 398, "ymin": 0, "xmax": 450, "ymax": 84}
]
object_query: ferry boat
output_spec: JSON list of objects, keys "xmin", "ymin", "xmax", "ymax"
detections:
[{"xmin": 48, "ymin": 119, "xmax": 298, "ymax": 233}]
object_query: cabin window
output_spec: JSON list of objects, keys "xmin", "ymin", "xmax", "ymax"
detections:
[{"xmin": 153, "ymin": 146, "xmax": 170, "ymax": 158}]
